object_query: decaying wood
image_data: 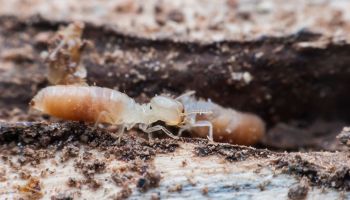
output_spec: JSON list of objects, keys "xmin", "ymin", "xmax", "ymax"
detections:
[
  {"xmin": 1, "ymin": 16, "xmax": 350, "ymax": 125},
  {"xmin": 1, "ymin": 0, "xmax": 350, "ymax": 199},
  {"xmin": 0, "ymin": 16, "xmax": 349, "ymax": 150},
  {"xmin": 0, "ymin": 122, "xmax": 349, "ymax": 199}
]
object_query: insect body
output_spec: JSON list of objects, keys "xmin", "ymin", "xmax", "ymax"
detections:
[
  {"xmin": 176, "ymin": 92, "xmax": 265, "ymax": 145},
  {"xmin": 30, "ymin": 85, "xmax": 186, "ymax": 139},
  {"xmin": 30, "ymin": 86, "xmax": 265, "ymax": 145}
]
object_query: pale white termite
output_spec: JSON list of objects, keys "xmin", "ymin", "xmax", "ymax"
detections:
[
  {"xmin": 176, "ymin": 91, "xmax": 265, "ymax": 145},
  {"xmin": 30, "ymin": 85, "xmax": 196, "ymax": 139},
  {"xmin": 30, "ymin": 86, "xmax": 265, "ymax": 145}
]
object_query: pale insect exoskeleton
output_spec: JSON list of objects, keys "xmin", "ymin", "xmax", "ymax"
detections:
[
  {"xmin": 30, "ymin": 85, "xmax": 210, "ymax": 141},
  {"xmin": 176, "ymin": 91, "xmax": 265, "ymax": 145},
  {"xmin": 43, "ymin": 22, "xmax": 88, "ymax": 85},
  {"xmin": 30, "ymin": 86, "xmax": 264, "ymax": 144},
  {"xmin": 175, "ymin": 91, "xmax": 215, "ymax": 140}
]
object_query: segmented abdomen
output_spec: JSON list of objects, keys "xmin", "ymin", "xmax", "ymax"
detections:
[
  {"xmin": 193, "ymin": 105, "xmax": 265, "ymax": 145},
  {"xmin": 31, "ymin": 85, "xmax": 130, "ymax": 123}
]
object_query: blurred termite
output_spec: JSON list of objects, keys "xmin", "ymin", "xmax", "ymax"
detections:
[
  {"xmin": 41, "ymin": 22, "xmax": 88, "ymax": 85},
  {"xmin": 177, "ymin": 92, "xmax": 265, "ymax": 145},
  {"xmin": 30, "ymin": 86, "xmax": 265, "ymax": 145}
]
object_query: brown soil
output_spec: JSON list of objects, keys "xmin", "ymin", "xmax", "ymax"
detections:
[
  {"xmin": 2, "ymin": 121, "xmax": 350, "ymax": 192},
  {"xmin": 274, "ymin": 154, "xmax": 350, "ymax": 190}
]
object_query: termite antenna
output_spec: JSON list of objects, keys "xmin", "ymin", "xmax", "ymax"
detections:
[
  {"xmin": 175, "ymin": 91, "xmax": 196, "ymax": 100},
  {"xmin": 181, "ymin": 110, "xmax": 213, "ymax": 116}
]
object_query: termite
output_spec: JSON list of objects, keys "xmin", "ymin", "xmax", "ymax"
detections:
[
  {"xmin": 176, "ymin": 92, "xmax": 265, "ymax": 145},
  {"xmin": 30, "ymin": 85, "xmax": 187, "ymax": 140},
  {"xmin": 42, "ymin": 22, "xmax": 88, "ymax": 85},
  {"xmin": 30, "ymin": 86, "xmax": 265, "ymax": 145}
]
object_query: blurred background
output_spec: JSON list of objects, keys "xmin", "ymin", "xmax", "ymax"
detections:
[{"xmin": 1, "ymin": 0, "xmax": 350, "ymax": 41}]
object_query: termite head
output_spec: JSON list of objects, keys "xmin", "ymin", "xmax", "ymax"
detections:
[{"xmin": 150, "ymin": 96, "xmax": 184, "ymax": 126}]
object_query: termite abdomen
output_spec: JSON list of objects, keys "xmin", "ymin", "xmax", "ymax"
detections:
[
  {"xmin": 192, "ymin": 108, "xmax": 265, "ymax": 146},
  {"xmin": 30, "ymin": 86, "xmax": 126, "ymax": 124}
]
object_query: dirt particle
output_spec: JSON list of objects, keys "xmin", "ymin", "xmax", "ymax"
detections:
[
  {"xmin": 51, "ymin": 193, "xmax": 74, "ymax": 200},
  {"xmin": 19, "ymin": 170, "xmax": 31, "ymax": 180},
  {"xmin": 202, "ymin": 186, "xmax": 209, "ymax": 195},
  {"xmin": 112, "ymin": 186, "xmax": 132, "ymax": 200},
  {"xmin": 111, "ymin": 173, "xmax": 134, "ymax": 187},
  {"xmin": 74, "ymin": 159, "xmax": 106, "ymax": 177},
  {"xmin": 0, "ymin": 167, "xmax": 6, "ymax": 182},
  {"xmin": 136, "ymin": 170, "xmax": 161, "ymax": 192},
  {"xmin": 186, "ymin": 176, "xmax": 197, "ymax": 186},
  {"xmin": 18, "ymin": 177, "xmax": 43, "ymax": 200},
  {"xmin": 258, "ymin": 180, "xmax": 271, "ymax": 191},
  {"xmin": 288, "ymin": 179, "xmax": 309, "ymax": 200},
  {"xmin": 17, "ymin": 147, "xmax": 55, "ymax": 166},
  {"xmin": 67, "ymin": 177, "xmax": 82, "ymax": 188},
  {"xmin": 150, "ymin": 192, "xmax": 161, "ymax": 200},
  {"xmin": 181, "ymin": 160, "xmax": 187, "ymax": 167},
  {"xmin": 128, "ymin": 158, "xmax": 148, "ymax": 174},
  {"xmin": 84, "ymin": 177, "xmax": 102, "ymax": 190},
  {"xmin": 82, "ymin": 151, "xmax": 93, "ymax": 160},
  {"xmin": 114, "ymin": 1, "xmax": 139, "ymax": 13},
  {"xmin": 168, "ymin": 10, "xmax": 185, "ymax": 23},
  {"xmin": 168, "ymin": 183, "xmax": 183, "ymax": 192},
  {"xmin": 337, "ymin": 127, "xmax": 350, "ymax": 147},
  {"xmin": 61, "ymin": 144, "xmax": 79, "ymax": 162}
]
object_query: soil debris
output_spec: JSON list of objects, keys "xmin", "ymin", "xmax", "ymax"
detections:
[
  {"xmin": 194, "ymin": 143, "xmax": 272, "ymax": 162},
  {"xmin": 51, "ymin": 193, "xmax": 74, "ymax": 200},
  {"xmin": 0, "ymin": 122, "xmax": 179, "ymax": 162},
  {"xmin": 150, "ymin": 192, "xmax": 161, "ymax": 200},
  {"xmin": 18, "ymin": 147, "xmax": 55, "ymax": 166},
  {"xmin": 60, "ymin": 143, "xmax": 80, "ymax": 162},
  {"xmin": 17, "ymin": 177, "xmax": 43, "ymax": 200},
  {"xmin": 275, "ymin": 154, "xmax": 350, "ymax": 190},
  {"xmin": 112, "ymin": 186, "xmax": 132, "ymax": 200},
  {"xmin": 168, "ymin": 183, "xmax": 183, "ymax": 193},
  {"xmin": 74, "ymin": 158, "xmax": 106, "ymax": 177},
  {"xmin": 84, "ymin": 177, "xmax": 102, "ymax": 190},
  {"xmin": 287, "ymin": 178, "xmax": 309, "ymax": 200},
  {"xmin": 136, "ymin": 169, "xmax": 161, "ymax": 192},
  {"xmin": 0, "ymin": 167, "xmax": 6, "ymax": 182},
  {"xmin": 111, "ymin": 172, "xmax": 134, "ymax": 187},
  {"xmin": 337, "ymin": 127, "xmax": 350, "ymax": 147},
  {"xmin": 67, "ymin": 177, "xmax": 82, "ymax": 188},
  {"xmin": 202, "ymin": 186, "xmax": 209, "ymax": 195}
]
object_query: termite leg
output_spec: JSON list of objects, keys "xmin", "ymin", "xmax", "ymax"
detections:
[
  {"xmin": 139, "ymin": 124, "xmax": 154, "ymax": 142},
  {"xmin": 145, "ymin": 125, "xmax": 179, "ymax": 139},
  {"xmin": 94, "ymin": 111, "xmax": 122, "ymax": 140},
  {"xmin": 115, "ymin": 125, "xmax": 125, "ymax": 143},
  {"xmin": 191, "ymin": 120, "xmax": 214, "ymax": 141},
  {"xmin": 115, "ymin": 123, "xmax": 135, "ymax": 143},
  {"xmin": 177, "ymin": 127, "xmax": 188, "ymax": 137},
  {"xmin": 94, "ymin": 111, "xmax": 113, "ymax": 128}
]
